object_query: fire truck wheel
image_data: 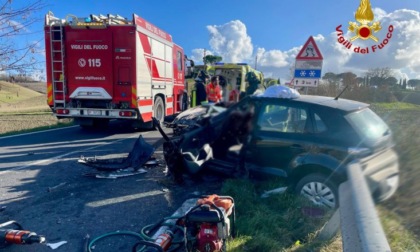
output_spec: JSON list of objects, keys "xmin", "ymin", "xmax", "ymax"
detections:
[{"xmin": 154, "ymin": 96, "xmax": 165, "ymax": 123}]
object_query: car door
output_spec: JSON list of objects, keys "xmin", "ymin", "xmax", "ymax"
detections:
[{"xmin": 244, "ymin": 100, "xmax": 313, "ymax": 178}]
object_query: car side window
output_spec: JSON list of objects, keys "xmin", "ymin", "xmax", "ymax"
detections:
[
  {"xmin": 257, "ymin": 104, "xmax": 308, "ymax": 133},
  {"xmin": 313, "ymin": 113, "xmax": 327, "ymax": 133}
]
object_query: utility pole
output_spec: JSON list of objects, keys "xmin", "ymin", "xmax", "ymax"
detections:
[{"xmin": 255, "ymin": 55, "xmax": 258, "ymax": 70}]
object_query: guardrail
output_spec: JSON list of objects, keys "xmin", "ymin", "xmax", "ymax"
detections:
[{"xmin": 319, "ymin": 160, "xmax": 391, "ymax": 251}]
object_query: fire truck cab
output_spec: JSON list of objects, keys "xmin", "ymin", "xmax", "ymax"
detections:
[{"xmin": 44, "ymin": 12, "xmax": 186, "ymax": 128}]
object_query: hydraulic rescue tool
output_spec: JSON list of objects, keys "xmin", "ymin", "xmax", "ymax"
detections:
[
  {"xmin": 88, "ymin": 195, "xmax": 235, "ymax": 252},
  {"xmin": 0, "ymin": 220, "xmax": 46, "ymax": 248},
  {"xmin": 183, "ymin": 194, "xmax": 235, "ymax": 252},
  {"xmin": 140, "ymin": 194, "xmax": 235, "ymax": 252}
]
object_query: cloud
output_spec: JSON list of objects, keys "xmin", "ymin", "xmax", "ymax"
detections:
[
  {"xmin": 190, "ymin": 48, "xmax": 212, "ymax": 63},
  {"xmin": 206, "ymin": 20, "xmax": 253, "ymax": 63},
  {"xmin": 256, "ymin": 48, "xmax": 289, "ymax": 68},
  {"xmin": 194, "ymin": 8, "xmax": 420, "ymax": 80},
  {"xmin": 392, "ymin": 9, "xmax": 420, "ymax": 75}
]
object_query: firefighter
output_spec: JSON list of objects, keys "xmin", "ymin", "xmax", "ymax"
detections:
[
  {"xmin": 192, "ymin": 70, "xmax": 209, "ymax": 106},
  {"xmin": 239, "ymin": 71, "xmax": 261, "ymax": 100},
  {"xmin": 181, "ymin": 80, "xmax": 189, "ymax": 111},
  {"xmin": 245, "ymin": 72, "xmax": 261, "ymax": 96},
  {"xmin": 206, "ymin": 75, "xmax": 222, "ymax": 103}
]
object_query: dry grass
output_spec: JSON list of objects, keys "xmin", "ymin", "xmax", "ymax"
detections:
[
  {"xmin": 0, "ymin": 81, "xmax": 70, "ymax": 135},
  {"xmin": 373, "ymin": 105, "xmax": 420, "ymax": 238},
  {"xmin": 0, "ymin": 113, "xmax": 64, "ymax": 135}
]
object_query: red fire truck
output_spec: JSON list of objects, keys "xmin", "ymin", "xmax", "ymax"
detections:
[{"xmin": 44, "ymin": 12, "xmax": 187, "ymax": 128}]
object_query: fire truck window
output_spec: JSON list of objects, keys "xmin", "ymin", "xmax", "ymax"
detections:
[{"xmin": 177, "ymin": 51, "xmax": 182, "ymax": 72}]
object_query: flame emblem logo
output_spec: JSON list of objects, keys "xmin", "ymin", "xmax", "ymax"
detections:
[{"xmin": 348, "ymin": 0, "xmax": 381, "ymax": 42}]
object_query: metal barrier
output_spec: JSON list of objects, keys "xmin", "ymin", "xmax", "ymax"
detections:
[{"xmin": 339, "ymin": 161, "xmax": 391, "ymax": 251}]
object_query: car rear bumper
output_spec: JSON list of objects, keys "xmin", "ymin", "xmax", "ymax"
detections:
[{"xmin": 360, "ymin": 148, "xmax": 399, "ymax": 202}]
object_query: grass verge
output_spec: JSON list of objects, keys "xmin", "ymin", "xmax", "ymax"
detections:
[
  {"xmin": 0, "ymin": 117, "xmax": 74, "ymax": 137},
  {"xmin": 222, "ymin": 179, "xmax": 338, "ymax": 252},
  {"xmin": 0, "ymin": 81, "xmax": 74, "ymax": 136},
  {"xmin": 222, "ymin": 178, "xmax": 420, "ymax": 251}
]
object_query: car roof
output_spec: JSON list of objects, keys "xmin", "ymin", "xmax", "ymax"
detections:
[{"xmin": 251, "ymin": 94, "xmax": 369, "ymax": 112}]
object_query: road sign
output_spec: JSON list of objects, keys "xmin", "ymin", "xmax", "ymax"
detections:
[
  {"xmin": 294, "ymin": 69, "xmax": 321, "ymax": 78},
  {"xmin": 296, "ymin": 36, "xmax": 323, "ymax": 60},
  {"xmin": 295, "ymin": 60, "xmax": 322, "ymax": 69},
  {"xmin": 294, "ymin": 36, "xmax": 323, "ymax": 87},
  {"xmin": 293, "ymin": 78, "xmax": 319, "ymax": 87}
]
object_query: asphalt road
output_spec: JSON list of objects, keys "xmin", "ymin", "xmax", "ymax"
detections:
[{"xmin": 0, "ymin": 123, "xmax": 222, "ymax": 252}]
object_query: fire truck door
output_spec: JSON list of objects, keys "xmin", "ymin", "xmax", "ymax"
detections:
[{"xmin": 65, "ymin": 28, "xmax": 114, "ymax": 98}]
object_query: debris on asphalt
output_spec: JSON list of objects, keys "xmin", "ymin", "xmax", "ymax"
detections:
[
  {"xmin": 83, "ymin": 168, "xmax": 147, "ymax": 179},
  {"xmin": 78, "ymin": 135, "xmax": 154, "ymax": 171},
  {"xmin": 46, "ymin": 240, "xmax": 67, "ymax": 250},
  {"xmin": 144, "ymin": 158, "xmax": 159, "ymax": 167},
  {"xmin": 47, "ymin": 182, "xmax": 67, "ymax": 192}
]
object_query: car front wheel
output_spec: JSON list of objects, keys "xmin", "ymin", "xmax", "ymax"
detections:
[{"xmin": 295, "ymin": 173, "xmax": 339, "ymax": 209}]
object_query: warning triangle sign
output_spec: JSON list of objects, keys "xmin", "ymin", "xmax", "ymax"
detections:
[{"xmin": 296, "ymin": 36, "xmax": 323, "ymax": 60}]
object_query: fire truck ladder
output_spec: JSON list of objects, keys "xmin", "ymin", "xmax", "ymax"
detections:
[{"xmin": 49, "ymin": 24, "xmax": 66, "ymax": 108}]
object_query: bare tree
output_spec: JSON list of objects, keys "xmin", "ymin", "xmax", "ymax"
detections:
[
  {"xmin": 0, "ymin": 0, "xmax": 46, "ymax": 75},
  {"xmin": 366, "ymin": 67, "xmax": 394, "ymax": 79},
  {"xmin": 365, "ymin": 67, "xmax": 395, "ymax": 87},
  {"xmin": 341, "ymin": 72, "xmax": 358, "ymax": 88}
]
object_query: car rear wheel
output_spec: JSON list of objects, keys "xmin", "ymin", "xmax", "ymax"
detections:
[{"xmin": 295, "ymin": 173, "xmax": 338, "ymax": 209}]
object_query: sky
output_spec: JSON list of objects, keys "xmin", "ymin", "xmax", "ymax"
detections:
[{"xmin": 10, "ymin": 0, "xmax": 420, "ymax": 82}]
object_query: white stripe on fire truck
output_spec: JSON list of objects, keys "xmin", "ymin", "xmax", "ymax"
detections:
[{"xmin": 139, "ymin": 105, "xmax": 153, "ymax": 113}]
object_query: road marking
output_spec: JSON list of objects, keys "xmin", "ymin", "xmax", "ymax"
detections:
[
  {"xmin": 0, "ymin": 132, "xmax": 148, "ymax": 175},
  {"xmin": 86, "ymin": 190, "xmax": 165, "ymax": 207}
]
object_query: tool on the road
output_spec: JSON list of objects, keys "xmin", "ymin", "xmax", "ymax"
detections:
[
  {"xmin": 0, "ymin": 220, "xmax": 69, "ymax": 250},
  {"xmin": 88, "ymin": 194, "xmax": 235, "ymax": 252},
  {"xmin": 181, "ymin": 194, "xmax": 235, "ymax": 252},
  {"xmin": 0, "ymin": 220, "xmax": 46, "ymax": 248}
]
